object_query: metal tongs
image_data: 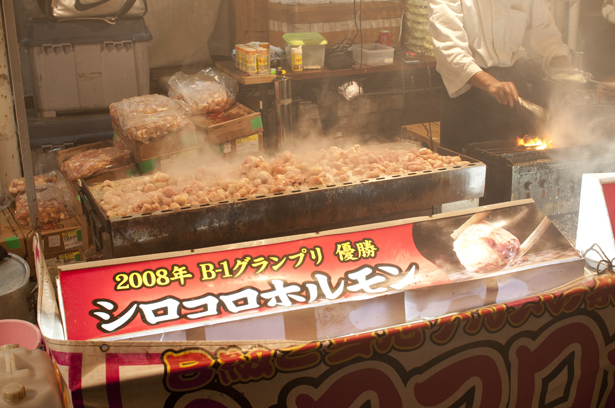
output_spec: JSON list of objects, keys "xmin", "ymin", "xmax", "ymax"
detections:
[
  {"xmin": 517, "ymin": 96, "xmax": 547, "ymax": 123},
  {"xmin": 588, "ymin": 79, "xmax": 615, "ymax": 90}
]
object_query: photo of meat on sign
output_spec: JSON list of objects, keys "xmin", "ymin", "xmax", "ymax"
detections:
[
  {"xmin": 452, "ymin": 221, "xmax": 520, "ymax": 273},
  {"xmin": 449, "ymin": 210, "xmax": 553, "ymax": 274},
  {"xmin": 410, "ymin": 203, "xmax": 574, "ymax": 283}
]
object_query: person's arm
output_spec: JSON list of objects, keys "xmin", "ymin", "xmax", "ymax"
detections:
[
  {"xmin": 428, "ymin": 0, "xmax": 483, "ymax": 97},
  {"xmin": 597, "ymin": 73, "xmax": 615, "ymax": 101},
  {"xmin": 549, "ymin": 55, "xmax": 573, "ymax": 69},
  {"xmin": 468, "ymin": 71, "xmax": 519, "ymax": 107},
  {"xmin": 523, "ymin": 1, "xmax": 571, "ymax": 70}
]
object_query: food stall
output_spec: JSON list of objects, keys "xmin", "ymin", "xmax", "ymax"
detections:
[
  {"xmin": 37, "ymin": 198, "xmax": 614, "ymax": 407},
  {"xmin": 2, "ymin": 0, "xmax": 615, "ymax": 407}
]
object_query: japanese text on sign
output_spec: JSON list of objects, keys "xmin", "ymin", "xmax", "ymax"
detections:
[{"xmin": 92, "ymin": 263, "xmax": 417, "ymax": 334}]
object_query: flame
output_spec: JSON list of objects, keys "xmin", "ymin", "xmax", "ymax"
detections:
[{"xmin": 517, "ymin": 136, "xmax": 554, "ymax": 150}]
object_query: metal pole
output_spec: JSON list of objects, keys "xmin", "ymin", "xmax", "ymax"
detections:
[
  {"xmin": 1, "ymin": 0, "xmax": 39, "ymax": 228},
  {"xmin": 0, "ymin": 5, "xmax": 20, "ymax": 188},
  {"xmin": 274, "ymin": 76, "xmax": 292, "ymax": 151},
  {"xmin": 567, "ymin": 0, "xmax": 580, "ymax": 51}
]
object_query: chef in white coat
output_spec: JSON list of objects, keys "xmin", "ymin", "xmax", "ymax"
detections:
[
  {"xmin": 597, "ymin": 0, "xmax": 615, "ymax": 100},
  {"xmin": 428, "ymin": 0, "xmax": 572, "ymax": 153}
]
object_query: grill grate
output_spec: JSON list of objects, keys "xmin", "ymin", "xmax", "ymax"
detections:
[{"xmin": 464, "ymin": 141, "xmax": 555, "ymax": 166}]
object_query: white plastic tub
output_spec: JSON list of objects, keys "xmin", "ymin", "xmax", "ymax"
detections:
[
  {"xmin": 352, "ymin": 43, "xmax": 394, "ymax": 66},
  {"xmin": 21, "ymin": 18, "xmax": 152, "ymax": 118},
  {"xmin": 283, "ymin": 32, "xmax": 328, "ymax": 69}
]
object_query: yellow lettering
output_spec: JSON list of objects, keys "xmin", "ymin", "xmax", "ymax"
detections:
[{"xmin": 198, "ymin": 262, "xmax": 217, "ymax": 281}]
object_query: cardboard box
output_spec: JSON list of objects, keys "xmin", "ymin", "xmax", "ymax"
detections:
[
  {"xmin": 1, "ymin": 208, "xmax": 27, "ymax": 260},
  {"xmin": 134, "ymin": 147, "xmax": 202, "ymax": 174},
  {"xmin": 16, "ymin": 211, "xmax": 89, "ymax": 276},
  {"xmin": 39, "ymin": 216, "xmax": 84, "ymax": 257},
  {"xmin": 113, "ymin": 128, "xmax": 200, "ymax": 162},
  {"xmin": 189, "ymin": 102, "xmax": 263, "ymax": 145},
  {"xmin": 208, "ymin": 132, "xmax": 264, "ymax": 157},
  {"xmin": 57, "ymin": 140, "xmax": 140, "ymax": 190},
  {"xmin": 46, "ymin": 249, "xmax": 84, "ymax": 268},
  {"xmin": 401, "ymin": 122, "xmax": 440, "ymax": 151}
]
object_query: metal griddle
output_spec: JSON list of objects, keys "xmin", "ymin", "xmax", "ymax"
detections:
[{"xmin": 80, "ymin": 147, "xmax": 486, "ymax": 259}]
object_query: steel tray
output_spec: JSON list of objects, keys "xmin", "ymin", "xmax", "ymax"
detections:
[{"xmin": 80, "ymin": 148, "xmax": 486, "ymax": 259}]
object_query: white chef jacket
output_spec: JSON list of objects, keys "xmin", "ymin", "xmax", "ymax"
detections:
[
  {"xmin": 429, "ymin": 0, "xmax": 571, "ymax": 98},
  {"xmin": 604, "ymin": 0, "xmax": 615, "ymax": 25}
]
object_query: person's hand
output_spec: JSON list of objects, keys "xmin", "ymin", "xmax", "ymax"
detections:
[
  {"xmin": 486, "ymin": 81, "xmax": 519, "ymax": 107},
  {"xmin": 597, "ymin": 83, "xmax": 615, "ymax": 102},
  {"xmin": 469, "ymin": 71, "xmax": 518, "ymax": 107}
]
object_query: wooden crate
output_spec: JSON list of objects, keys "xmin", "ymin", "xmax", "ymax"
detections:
[{"xmin": 189, "ymin": 102, "xmax": 263, "ymax": 145}]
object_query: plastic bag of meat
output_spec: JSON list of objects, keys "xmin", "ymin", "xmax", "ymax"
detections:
[
  {"xmin": 168, "ymin": 68, "xmax": 239, "ymax": 115},
  {"xmin": 453, "ymin": 221, "xmax": 520, "ymax": 273},
  {"xmin": 7, "ymin": 171, "xmax": 59, "ymax": 198},
  {"xmin": 109, "ymin": 94, "xmax": 194, "ymax": 143},
  {"xmin": 60, "ymin": 147, "xmax": 132, "ymax": 182},
  {"xmin": 14, "ymin": 176, "xmax": 77, "ymax": 226}
]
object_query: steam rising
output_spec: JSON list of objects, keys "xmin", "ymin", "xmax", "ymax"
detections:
[
  {"xmin": 93, "ymin": 133, "xmax": 469, "ymax": 219},
  {"xmin": 546, "ymin": 89, "xmax": 615, "ymax": 148}
]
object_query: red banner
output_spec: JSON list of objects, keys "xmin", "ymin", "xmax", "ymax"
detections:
[
  {"xmin": 60, "ymin": 223, "xmax": 447, "ymax": 340},
  {"xmin": 59, "ymin": 202, "xmax": 581, "ymax": 341}
]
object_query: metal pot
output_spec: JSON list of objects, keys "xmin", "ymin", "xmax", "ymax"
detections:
[{"xmin": 0, "ymin": 251, "xmax": 34, "ymax": 323}]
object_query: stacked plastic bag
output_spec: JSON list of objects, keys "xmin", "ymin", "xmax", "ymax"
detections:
[
  {"xmin": 167, "ymin": 68, "xmax": 238, "ymax": 115},
  {"xmin": 402, "ymin": 0, "xmax": 434, "ymax": 57}
]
